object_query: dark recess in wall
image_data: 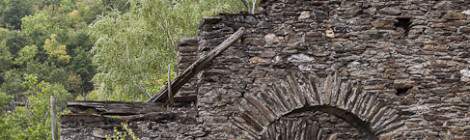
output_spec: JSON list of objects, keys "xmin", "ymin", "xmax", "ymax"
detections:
[
  {"xmin": 395, "ymin": 85, "xmax": 412, "ymax": 96},
  {"xmin": 394, "ymin": 17, "xmax": 412, "ymax": 35}
]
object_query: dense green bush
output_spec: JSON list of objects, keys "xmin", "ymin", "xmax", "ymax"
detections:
[{"xmin": 0, "ymin": 0, "xmax": 244, "ymax": 139}]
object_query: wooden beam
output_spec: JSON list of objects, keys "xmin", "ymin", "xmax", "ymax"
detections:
[
  {"xmin": 68, "ymin": 96, "xmax": 197, "ymax": 115},
  {"xmin": 147, "ymin": 27, "xmax": 246, "ymax": 103},
  {"xmin": 67, "ymin": 101, "xmax": 162, "ymax": 115},
  {"xmin": 61, "ymin": 111, "xmax": 197, "ymax": 124},
  {"xmin": 111, "ymin": 111, "xmax": 197, "ymax": 122}
]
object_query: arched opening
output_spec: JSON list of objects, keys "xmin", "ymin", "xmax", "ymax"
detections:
[
  {"xmin": 270, "ymin": 105, "xmax": 378, "ymax": 140},
  {"xmin": 231, "ymin": 71, "xmax": 403, "ymax": 140},
  {"xmin": 262, "ymin": 110, "xmax": 369, "ymax": 140}
]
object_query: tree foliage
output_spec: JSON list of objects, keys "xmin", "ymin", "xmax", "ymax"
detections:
[
  {"xmin": 0, "ymin": 0, "xmax": 243, "ymax": 139},
  {"xmin": 0, "ymin": 0, "xmax": 32, "ymax": 29},
  {"xmin": 89, "ymin": 0, "xmax": 243, "ymax": 101},
  {"xmin": 0, "ymin": 74, "xmax": 71, "ymax": 140}
]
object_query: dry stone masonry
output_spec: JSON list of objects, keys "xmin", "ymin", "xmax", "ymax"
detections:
[
  {"xmin": 175, "ymin": 38, "xmax": 199, "ymax": 98},
  {"xmin": 61, "ymin": 0, "xmax": 470, "ymax": 139}
]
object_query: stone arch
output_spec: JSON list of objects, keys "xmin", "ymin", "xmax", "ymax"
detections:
[
  {"xmin": 231, "ymin": 71, "xmax": 404, "ymax": 139},
  {"xmin": 262, "ymin": 110, "xmax": 366, "ymax": 140}
]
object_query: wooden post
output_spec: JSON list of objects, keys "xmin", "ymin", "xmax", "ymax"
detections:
[
  {"xmin": 251, "ymin": 0, "xmax": 257, "ymax": 14},
  {"xmin": 50, "ymin": 96, "xmax": 57, "ymax": 140},
  {"xmin": 168, "ymin": 64, "xmax": 173, "ymax": 107}
]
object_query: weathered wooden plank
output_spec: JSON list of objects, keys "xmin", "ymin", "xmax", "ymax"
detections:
[
  {"xmin": 61, "ymin": 110, "xmax": 197, "ymax": 125},
  {"xmin": 114, "ymin": 111, "xmax": 197, "ymax": 122},
  {"xmin": 68, "ymin": 96, "xmax": 197, "ymax": 115},
  {"xmin": 68, "ymin": 101, "xmax": 162, "ymax": 115},
  {"xmin": 147, "ymin": 27, "xmax": 246, "ymax": 103}
]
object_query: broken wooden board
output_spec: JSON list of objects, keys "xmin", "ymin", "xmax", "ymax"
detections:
[
  {"xmin": 69, "ymin": 96, "xmax": 197, "ymax": 115},
  {"xmin": 68, "ymin": 101, "xmax": 162, "ymax": 115},
  {"xmin": 147, "ymin": 27, "xmax": 246, "ymax": 103}
]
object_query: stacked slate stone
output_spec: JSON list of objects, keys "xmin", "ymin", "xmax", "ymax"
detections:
[
  {"xmin": 175, "ymin": 38, "xmax": 199, "ymax": 98},
  {"xmin": 61, "ymin": 0, "xmax": 470, "ymax": 139},
  {"xmin": 61, "ymin": 111, "xmax": 205, "ymax": 140},
  {"xmin": 196, "ymin": 0, "xmax": 470, "ymax": 139}
]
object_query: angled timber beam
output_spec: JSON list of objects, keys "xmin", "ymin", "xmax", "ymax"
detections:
[{"xmin": 147, "ymin": 27, "xmax": 246, "ymax": 103}]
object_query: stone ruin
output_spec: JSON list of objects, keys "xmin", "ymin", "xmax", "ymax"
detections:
[{"xmin": 61, "ymin": 0, "xmax": 470, "ymax": 139}]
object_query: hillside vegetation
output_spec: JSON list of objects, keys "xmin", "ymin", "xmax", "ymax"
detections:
[{"xmin": 0, "ymin": 0, "xmax": 243, "ymax": 139}]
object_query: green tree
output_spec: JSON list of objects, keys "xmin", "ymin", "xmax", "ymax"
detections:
[
  {"xmin": 0, "ymin": 0, "xmax": 247, "ymax": 138},
  {"xmin": 0, "ymin": 1, "xmax": 105, "ymax": 138},
  {"xmin": 43, "ymin": 34, "xmax": 71, "ymax": 64},
  {"xmin": 0, "ymin": 32, "xmax": 13, "ymax": 74},
  {"xmin": 0, "ymin": 74, "xmax": 72, "ymax": 140},
  {"xmin": 0, "ymin": 0, "xmax": 32, "ymax": 30},
  {"xmin": 75, "ymin": 0, "xmax": 105, "ymax": 24},
  {"xmin": 102, "ymin": 0, "xmax": 130, "ymax": 12},
  {"xmin": 89, "ymin": 10, "xmax": 154, "ymax": 100},
  {"xmin": 87, "ymin": 0, "xmax": 242, "ymax": 101},
  {"xmin": 0, "ymin": 92, "xmax": 12, "ymax": 112},
  {"xmin": 4, "ymin": 32, "xmax": 28, "ymax": 57},
  {"xmin": 14, "ymin": 45, "xmax": 38, "ymax": 65},
  {"xmin": 19, "ymin": 1, "xmax": 98, "ymax": 95}
]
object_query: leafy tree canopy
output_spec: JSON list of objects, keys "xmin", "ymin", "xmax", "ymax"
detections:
[{"xmin": 0, "ymin": 0, "xmax": 244, "ymax": 139}]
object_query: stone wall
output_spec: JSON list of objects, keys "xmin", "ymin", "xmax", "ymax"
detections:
[
  {"xmin": 175, "ymin": 38, "xmax": 199, "ymax": 98},
  {"xmin": 62, "ymin": 0, "xmax": 470, "ymax": 139},
  {"xmin": 196, "ymin": 0, "xmax": 470, "ymax": 139},
  {"xmin": 61, "ymin": 109, "xmax": 204, "ymax": 140}
]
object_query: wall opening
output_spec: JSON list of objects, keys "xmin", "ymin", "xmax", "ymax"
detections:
[
  {"xmin": 394, "ymin": 17, "xmax": 412, "ymax": 35},
  {"xmin": 262, "ymin": 105, "xmax": 378, "ymax": 140},
  {"xmin": 395, "ymin": 85, "xmax": 413, "ymax": 96},
  {"xmin": 262, "ymin": 111, "xmax": 364, "ymax": 140}
]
